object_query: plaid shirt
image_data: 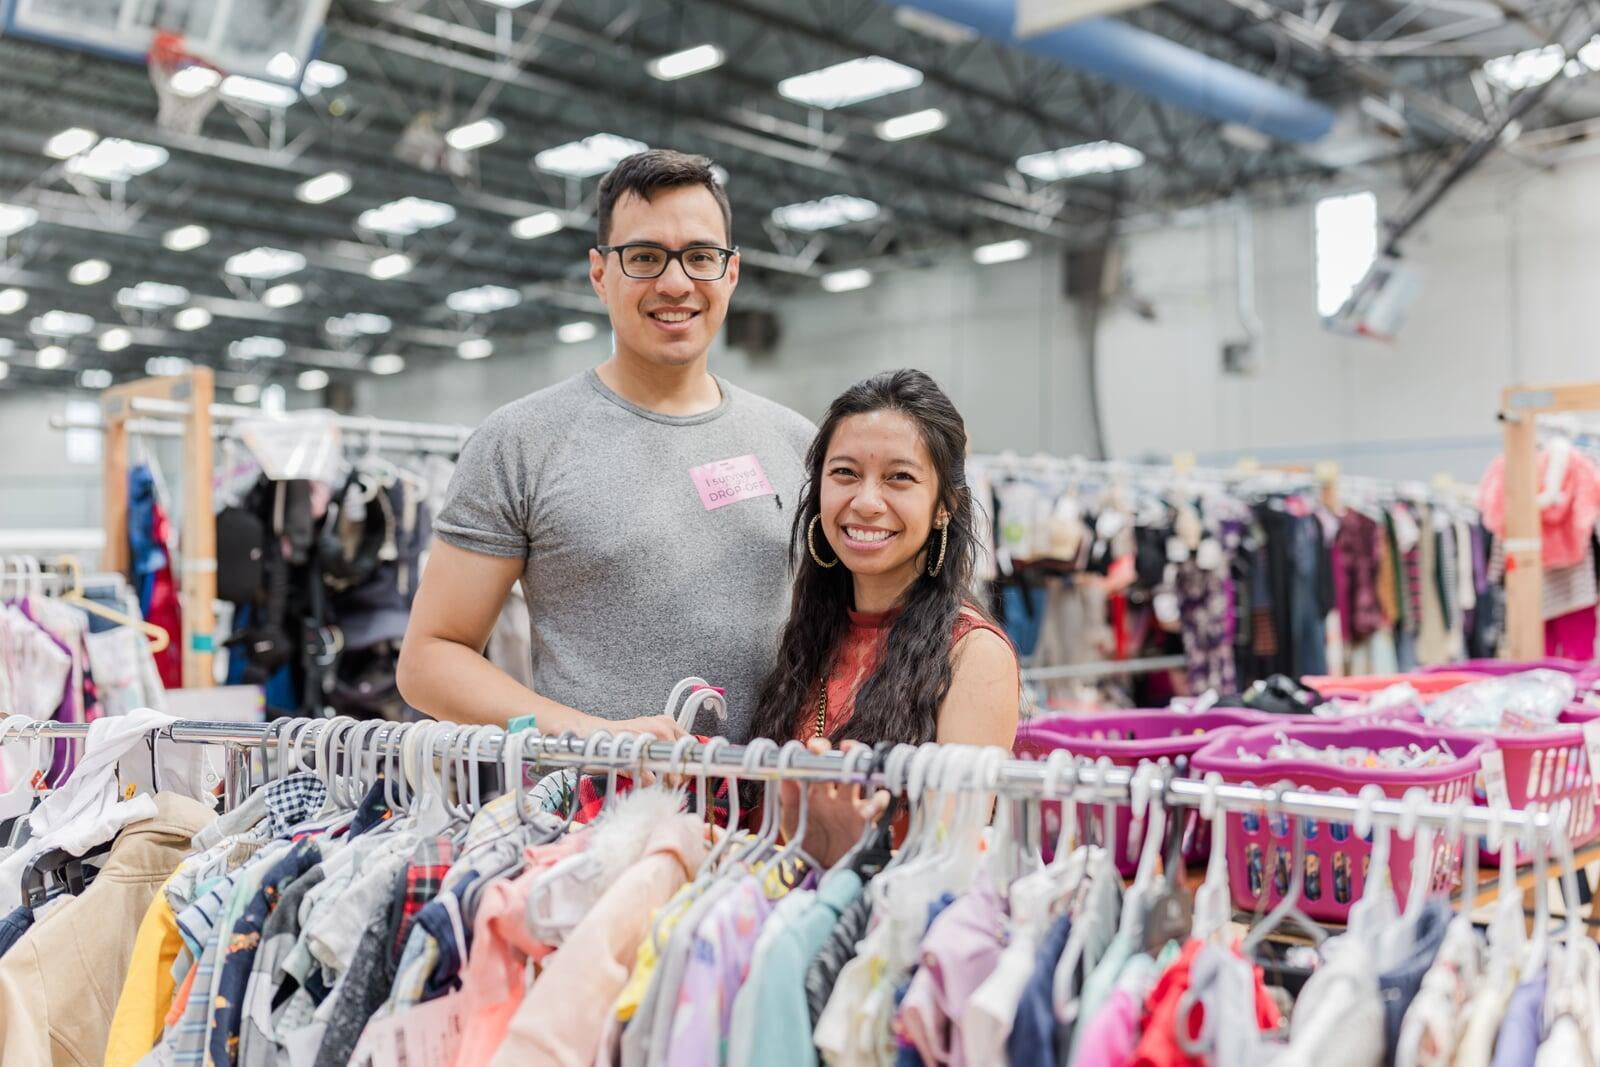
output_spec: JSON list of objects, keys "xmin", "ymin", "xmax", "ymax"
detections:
[{"xmin": 393, "ymin": 835, "xmax": 457, "ymax": 959}]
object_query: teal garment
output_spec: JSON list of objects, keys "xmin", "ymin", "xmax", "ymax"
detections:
[
  {"xmin": 728, "ymin": 871, "xmax": 864, "ymax": 1067},
  {"xmin": 1066, "ymin": 927, "xmax": 1136, "ymax": 1065}
]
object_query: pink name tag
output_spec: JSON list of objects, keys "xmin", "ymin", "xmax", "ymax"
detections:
[{"xmin": 690, "ymin": 454, "xmax": 775, "ymax": 511}]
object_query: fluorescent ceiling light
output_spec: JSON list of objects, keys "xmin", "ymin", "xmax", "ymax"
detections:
[
  {"xmin": 230, "ymin": 336, "xmax": 286, "ymax": 360},
  {"xmin": 510, "ymin": 211, "xmax": 562, "ymax": 240},
  {"xmin": 145, "ymin": 356, "xmax": 191, "ymax": 377},
  {"xmin": 0, "ymin": 203, "xmax": 39, "ymax": 237},
  {"xmin": 169, "ymin": 66, "xmax": 222, "ymax": 97},
  {"xmin": 457, "ymin": 337, "xmax": 494, "ymax": 360},
  {"xmin": 226, "ymin": 246, "xmax": 305, "ymax": 280},
  {"xmin": 69, "ymin": 259, "xmax": 110, "ymax": 286},
  {"xmin": 369, "ymin": 252, "xmax": 413, "ymax": 280},
  {"xmin": 304, "ymin": 61, "xmax": 347, "ymax": 92},
  {"xmin": 32, "ymin": 310, "xmax": 94, "ymax": 337},
  {"xmin": 0, "ymin": 362, "xmax": 8, "ymax": 381},
  {"xmin": 1017, "ymin": 140, "xmax": 1145, "ymax": 181},
  {"xmin": 326, "ymin": 312, "xmax": 392, "ymax": 337},
  {"xmin": 296, "ymin": 171, "xmax": 352, "ymax": 204},
  {"xmin": 771, "ymin": 195, "xmax": 880, "ymax": 231},
  {"xmin": 118, "ymin": 281, "xmax": 190, "ymax": 310},
  {"xmin": 875, "ymin": 108, "xmax": 946, "ymax": 141},
  {"xmin": 482, "ymin": 0, "xmax": 537, "ymax": 6},
  {"xmin": 261, "ymin": 283, "xmax": 303, "ymax": 309},
  {"xmin": 174, "ymin": 307, "xmax": 213, "ymax": 331},
  {"xmin": 778, "ymin": 56, "xmax": 922, "ymax": 109},
  {"xmin": 0, "ymin": 339, "xmax": 12, "ymax": 358},
  {"xmin": 262, "ymin": 384, "xmax": 286, "ymax": 414},
  {"xmin": 369, "ymin": 353, "xmax": 405, "ymax": 376},
  {"xmin": 64, "ymin": 138, "xmax": 168, "ymax": 182},
  {"xmin": 98, "ymin": 327, "xmax": 132, "ymax": 352},
  {"xmin": 446, "ymin": 118, "xmax": 505, "ymax": 152},
  {"xmin": 0, "ymin": 289, "xmax": 26, "ymax": 315},
  {"xmin": 162, "ymin": 224, "xmax": 210, "ymax": 252},
  {"xmin": 820, "ymin": 268, "xmax": 872, "ymax": 293},
  {"xmin": 647, "ymin": 44, "xmax": 725, "ymax": 81},
  {"xmin": 1483, "ymin": 43, "xmax": 1567, "ymax": 92},
  {"xmin": 44, "ymin": 127, "xmax": 98, "ymax": 160},
  {"xmin": 78, "ymin": 368, "xmax": 112, "ymax": 389},
  {"xmin": 35, "ymin": 344, "xmax": 67, "ymax": 369},
  {"xmin": 358, "ymin": 197, "xmax": 456, "ymax": 236},
  {"xmin": 973, "ymin": 238, "xmax": 1031, "ymax": 265},
  {"xmin": 221, "ymin": 75, "xmax": 299, "ymax": 109},
  {"xmin": 1579, "ymin": 36, "xmax": 1600, "ymax": 72},
  {"xmin": 233, "ymin": 383, "xmax": 261, "ymax": 404},
  {"xmin": 534, "ymin": 133, "xmax": 648, "ymax": 178},
  {"xmin": 558, "ymin": 321, "xmax": 597, "ymax": 344},
  {"xmin": 447, "ymin": 285, "xmax": 521, "ymax": 314},
  {"xmin": 297, "ymin": 368, "xmax": 329, "ymax": 391},
  {"xmin": 267, "ymin": 52, "xmax": 300, "ymax": 81}
]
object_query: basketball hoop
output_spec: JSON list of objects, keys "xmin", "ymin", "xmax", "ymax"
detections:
[{"xmin": 148, "ymin": 31, "xmax": 223, "ymax": 135}]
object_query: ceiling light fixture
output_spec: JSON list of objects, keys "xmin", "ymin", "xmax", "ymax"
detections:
[
  {"xmin": 973, "ymin": 238, "xmax": 1031, "ymax": 265},
  {"xmin": 44, "ymin": 127, "xmax": 98, "ymax": 160},
  {"xmin": 0, "ymin": 203, "xmax": 40, "ymax": 237},
  {"xmin": 369, "ymin": 252, "xmax": 414, "ymax": 280},
  {"xmin": 64, "ymin": 138, "xmax": 169, "ymax": 182},
  {"xmin": 233, "ymin": 383, "xmax": 261, "ymax": 404},
  {"xmin": 820, "ymin": 268, "xmax": 872, "ymax": 293},
  {"xmin": 1483, "ymin": 43, "xmax": 1568, "ymax": 92},
  {"xmin": 226, "ymin": 247, "xmax": 305, "ymax": 279},
  {"xmin": 174, "ymin": 307, "xmax": 213, "ymax": 331},
  {"xmin": 221, "ymin": 75, "xmax": 299, "ymax": 109},
  {"xmin": 169, "ymin": 66, "xmax": 222, "ymax": 97},
  {"xmin": 230, "ymin": 336, "xmax": 287, "ymax": 360},
  {"xmin": 266, "ymin": 52, "xmax": 300, "ymax": 81},
  {"xmin": 261, "ymin": 283, "xmax": 304, "ymax": 309},
  {"xmin": 78, "ymin": 368, "xmax": 112, "ymax": 389},
  {"xmin": 1016, "ymin": 140, "xmax": 1145, "ymax": 181},
  {"xmin": 510, "ymin": 211, "xmax": 562, "ymax": 240},
  {"xmin": 446, "ymin": 285, "xmax": 521, "ymax": 314},
  {"xmin": 446, "ymin": 118, "xmax": 505, "ymax": 152},
  {"xmin": 297, "ymin": 368, "xmax": 329, "ymax": 391},
  {"xmin": 69, "ymin": 259, "xmax": 111, "ymax": 286},
  {"xmin": 162, "ymin": 224, "xmax": 210, "ymax": 252},
  {"xmin": 358, "ymin": 197, "xmax": 456, "ymax": 236},
  {"xmin": 778, "ymin": 56, "xmax": 922, "ymax": 109},
  {"xmin": 295, "ymin": 171, "xmax": 352, "ymax": 204},
  {"xmin": 558, "ymin": 321, "xmax": 597, "ymax": 344},
  {"xmin": 369, "ymin": 353, "xmax": 405, "ymax": 375},
  {"xmin": 534, "ymin": 133, "xmax": 648, "ymax": 178},
  {"xmin": 326, "ymin": 313, "xmax": 391, "ymax": 337},
  {"xmin": 118, "ymin": 281, "xmax": 190, "ymax": 310},
  {"xmin": 32, "ymin": 310, "xmax": 94, "ymax": 337},
  {"xmin": 0, "ymin": 363, "xmax": 8, "ymax": 382},
  {"xmin": 98, "ymin": 327, "xmax": 132, "ymax": 352},
  {"xmin": 771, "ymin": 195, "xmax": 880, "ymax": 231},
  {"xmin": 0, "ymin": 289, "xmax": 26, "ymax": 315},
  {"xmin": 304, "ymin": 60, "xmax": 347, "ymax": 92},
  {"xmin": 457, "ymin": 337, "xmax": 494, "ymax": 360},
  {"xmin": 35, "ymin": 344, "xmax": 67, "ymax": 369},
  {"xmin": 146, "ymin": 356, "xmax": 192, "ymax": 377},
  {"xmin": 646, "ymin": 44, "xmax": 725, "ymax": 81},
  {"xmin": 875, "ymin": 108, "xmax": 946, "ymax": 141}
]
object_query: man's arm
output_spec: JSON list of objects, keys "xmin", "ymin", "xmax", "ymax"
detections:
[{"xmin": 397, "ymin": 541, "xmax": 683, "ymax": 740}]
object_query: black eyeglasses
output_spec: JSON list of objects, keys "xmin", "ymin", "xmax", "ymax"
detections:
[{"xmin": 597, "ymin": 242, "xmax": 738, "ymax": 281}]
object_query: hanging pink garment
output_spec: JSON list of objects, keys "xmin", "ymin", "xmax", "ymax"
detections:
[{"xmin": 1545, "ymin": 607, "xmax": 1598, "ymax": 660}]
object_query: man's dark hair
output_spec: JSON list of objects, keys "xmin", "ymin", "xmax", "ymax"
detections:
[{"xmin": 596, "ymin": 149, "xmax": 733, "ymax": 246}]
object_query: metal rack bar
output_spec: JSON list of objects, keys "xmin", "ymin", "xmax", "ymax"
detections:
[{"xmin": 1021, "ymin": 655, "xmax": 1185, "ymax": 682}]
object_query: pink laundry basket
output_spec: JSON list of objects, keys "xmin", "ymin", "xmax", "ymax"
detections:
[
  {"xmin": 1013, "ymin": 708, "xmax": 1274, "ymax": 875},
  {"xmin": 1190, "ymin": 722, "xmax": 1490, "ymax": 924}
]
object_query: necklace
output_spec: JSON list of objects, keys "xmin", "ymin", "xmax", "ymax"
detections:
[{"xmin": 814, "ymin": 678, "xmax": 828, "ymax": 739}]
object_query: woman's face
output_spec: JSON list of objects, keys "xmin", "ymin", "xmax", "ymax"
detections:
[{"xmin": 819, "ymin": 410, "xmax": 946, "ymax": 584}]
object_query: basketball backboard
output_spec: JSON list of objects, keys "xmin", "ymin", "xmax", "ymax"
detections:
[{"xmin": 3, "ymin": 0, "xmax": 331, "ymax": 85}]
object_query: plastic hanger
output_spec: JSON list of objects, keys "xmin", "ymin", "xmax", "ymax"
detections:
[
  {"xmin": 732, "ymin": 738, "xmax": 784, "ymax": 866},
  {"xmin": 1191, "ymin": 773, "xmax": 1232, "ymax": 943},
  {"xmin": 822, "ymin": 744, "xmax": 890, "ymax": 881},
  {"xmin": 691, "ymin": 737, "xmax": 741, "ymax": 882},
  {"xmin": 50, "ymin": 557, "xmax": 170, "ymax": 652},
  {"xmin": 1242, "ymin": 786, "xmax": 1327, "ymax": 955},
  {"xmin": 768, "ymin": 742, "xmax": 816, "ymax": 873}
]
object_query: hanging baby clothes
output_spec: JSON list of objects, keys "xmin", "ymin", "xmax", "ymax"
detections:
[
  {"xmin": 1173, "ymin": 558, "xmax": 1235, "ymax": 695},
  {"xmin": 129, "ymin": 464, "xmax": 182, "ymax": 689}
]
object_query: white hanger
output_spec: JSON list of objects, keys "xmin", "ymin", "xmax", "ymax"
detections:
[{"xmin": 1191, "ymin": 773, "xmax": 1232, "ymax": 943}]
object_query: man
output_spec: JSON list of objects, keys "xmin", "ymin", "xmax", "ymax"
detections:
[{"xmin": 398, "ymin": 150, "xmax": 815, "ymax": 742}]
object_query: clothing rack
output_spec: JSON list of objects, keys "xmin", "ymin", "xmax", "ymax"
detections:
[{"xmin": 10, "ymin": 717, "xmax": 1566, "ymax": 851}]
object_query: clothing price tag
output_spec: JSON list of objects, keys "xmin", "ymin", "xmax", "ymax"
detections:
[
  {"xmin": 689, "ymin": 454, "xmax": 775, "ymax": 511},
  {"xmin": 1583, "ymin": 721, "xmax": 1600, "ymax": 804},
  {"xmin": 350, "ymin": 993, "xmax": 466, "ymax": 1067},
  {"xmin": 1481, "ymin": 748, "xmax": 1511, "ymax": 812}
]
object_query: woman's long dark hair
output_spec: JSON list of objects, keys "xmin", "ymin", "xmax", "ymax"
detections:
[{"xmin": 748, "ymin": 369, "xmax": 990, "ymax": 750}]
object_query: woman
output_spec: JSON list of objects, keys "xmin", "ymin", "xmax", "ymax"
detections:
[{"xmin": 748, "ymin": 369, "xmax": 1021, "ymax": 863}]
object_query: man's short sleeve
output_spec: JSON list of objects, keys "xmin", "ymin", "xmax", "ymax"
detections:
[{"xmin": 434, "ymin": 411, "xmax": 530, "ymax": 559}]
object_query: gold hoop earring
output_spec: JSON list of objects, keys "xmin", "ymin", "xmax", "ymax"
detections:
[
  {"xmin": 807, "ymin": 515, "xmax": 838, "ymax": 569},
  {"xmin": 927, "ymin": 522, "xmax": 949, "ymax": 578}
]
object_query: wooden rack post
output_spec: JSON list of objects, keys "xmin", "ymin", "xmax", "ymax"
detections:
[
  {"xmin": 1499, "ymin": 380, "xmax": 1600, "ymax": 660},
  {"xmin": 101, "ymin": 369, "xmax": 216, "ymax": 688}
]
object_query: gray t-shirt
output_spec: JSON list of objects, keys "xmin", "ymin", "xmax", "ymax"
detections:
[{"xmin": 435, "ymin": 369, "xmax": 815, "ymax": 741}]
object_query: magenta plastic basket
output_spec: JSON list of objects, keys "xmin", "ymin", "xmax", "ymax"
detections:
[
  {"xmin": 1013, "ymin": 708, "xmax": 1274, "ymax": 875},
  {"xmin": 1190, "ymin": 722, "xmax": 1489, "ymax": 923}
]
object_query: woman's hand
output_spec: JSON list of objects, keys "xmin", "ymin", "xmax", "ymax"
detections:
[{"xmin": 779, "ymin": 739, "xmax": 890, "ymax": 868}]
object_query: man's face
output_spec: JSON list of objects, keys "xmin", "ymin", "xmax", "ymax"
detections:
[{"xmin": 589, "ymin": 185, "xmax": 739, "ymax": 370}]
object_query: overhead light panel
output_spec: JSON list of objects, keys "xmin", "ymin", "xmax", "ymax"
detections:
[
  {"xmin": 64, "ymin": 138, "xmax": 168, "ymax": 182},
  {"xmin": 221, "ymin": 75, "xmax": 300, "ymax": 109},
  {"xmin": 875, "ymin": 108, "xmax": 946, "ymax": 141},
  {"xmin": 78, "ymin": 368, "xmax": 112, "ymax": 389},
  {"xmin": 162, "ymin": 224, "xmax": 210, "ymax": 252},
  {"xmin": 261, "ymin": 283, "xmax": 303, "ymax": 309},
  {"xmin": 369, "ymin": 353, "xmax": 405, "ymax": 375},
  {"xmin": 296, "ymin": 171, "xmax": 352, "ymax": 204},
  {"xmin": 1016, "ymin": 140, "xmax": 1145, "ymax": 181},
  {"xmin": 327, "ymin": 312, "xmax": 392, "ymax": 337},
  {"xmin": 510, "ymin": 211, "xmax": 562, "ymax": 240},
  {"xmin": 69, "ymin": 259, "xmax": 110, "ymax": 286},
  {"xmin": 297, "ymin": 368, "xmax": 329, "ymax": 391},
  {"xmin": 820, "ymin": 268, "xmax": 872, "ymax": 293},
  {"xmin": 0, "ymin": 362, "xmax": 8, "ymax": 381},
  {"xmin": 0, "ymin": 289, "xmax": 27, "ymax": 315},
  {"xmin": 233, "ymin": 383, "xmax": 261, "ymax": 404},
  {"xmin": 304, "ymin": 61, "xmax": 348, "ymax": 92},
  {"xmin": 647, "ymin": 44, "xmax": 725, "ymax": 81},
  {"xmin": 98, "ymin": 327, "xmax": 132, "ymax": 352},
  {"xmin": 35, "ymin": 344, "xmax": 67, "ymax": 369},
  {"xmin": 481, "ymin": 0, "xmax": 538, "ymax": 7},
  {"xmin": 146, "ymin": 356, "xmax": 192, "ymax": 377},
  {"xmin": 226, "ymin": 247, "xmax": 305, "ymax": 279},
  {"xmin": 446, "ymin": 118, "xmax": 505, "ymax": 152},
  {"xmin": 169, "ymin": 66, "xmax": 222, "ymax": 97},
  {"xmin": 778, "ymin": 56, "xmax": 922, "ymax": 109},
  {"xmin": 32, "ymin": 310, "xmax": 94, "ymax": 337},
  {"xmin": 0, "ymin": 203, "xmax": 40, "ymax": 237},
  {"xmin": 447, "ymin": 285, "xmax": 521, "ymax": 314},
  {"xmin": 44, "ymin": 127, "xmax": 98, "ymax": 160},
  {"xmin": 534, "ymin": 133, "xmax": 648, "ymax": 178},
  {"xmin": 457, "ymin": 337, "xmax": 494, "ymax": 360},
  {"xmin": 266, "ymin": 52, "xmax": 300, "ymax": 81},
  {"xmin": 771, "ymin": 195, "xmax": 880, "ymax": 231},
  {"xmin": 359, "ymin": 197, "xmax": 456, "ymax": 236},
  {"xmin": 230, "ymin": 336, "xmax": 286, "ymax": 360},
  {"xmin": 558, "ymin": 321, "xmax": 597, "ymax": 344},
  {"xmin": 118, "ymin": 281, "xmax": 190, "ymax": 310},
  {"xmin": 1483, "ymin": 44, "xmax": 1567, "ymax": 92},
  {"xmin": 973, "ymin": 238, "xmax": 1031, "ymax": 265},
  {"xmin": 369, "ymin": 252, "xmax": 413, "ymax": 280},
  {"xmin": 1579, "ymin": 36, "xmax": 1600, "ymax": 72},
  {"xmin": 174, "ymin": 307, "xmax": 213, "ymax": 331}
]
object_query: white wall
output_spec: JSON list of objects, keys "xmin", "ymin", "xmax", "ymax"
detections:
[{"xmin": 0, "ymin": 388, "xmax": 104, "ymax": 531}]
